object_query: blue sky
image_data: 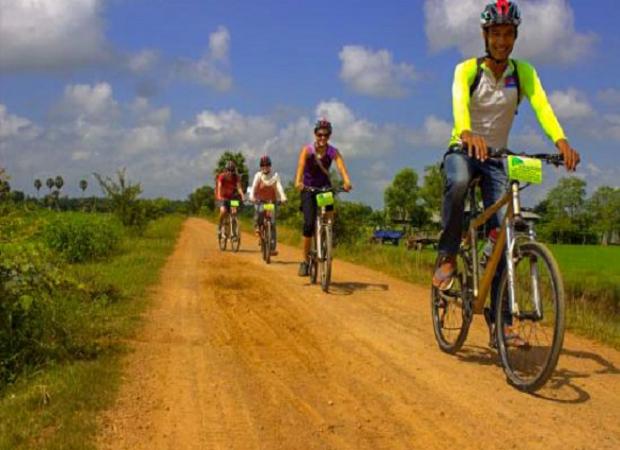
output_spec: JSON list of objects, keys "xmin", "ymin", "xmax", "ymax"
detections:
[{"xmin": 1, "ymin": 0, "xmax": 619, "ymax": 208}]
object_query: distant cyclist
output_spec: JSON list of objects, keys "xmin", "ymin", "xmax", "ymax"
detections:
[
  {"xmin": 432, "ymin": 1, "xmax": 580, "ymax": 343},
  {"xmin": 215, "ymin": 160, "xmax": 245, "ymax": 233},
  {"xmin": 294, "ymin": 119, "xmax": 352, "ymax": 276},
  {"xmin": 249, "ymin": 155, "xmax": 287, "ymax": 256}
]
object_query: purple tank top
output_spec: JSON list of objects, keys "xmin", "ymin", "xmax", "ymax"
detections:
[{"xmin": 303, "ymin": 144, "xmax": 337, "ymax": 188}]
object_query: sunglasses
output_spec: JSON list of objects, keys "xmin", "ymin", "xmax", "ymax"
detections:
[{"xmin": 315, "ymin": 133, "xmax": 330, "ymax": 138}]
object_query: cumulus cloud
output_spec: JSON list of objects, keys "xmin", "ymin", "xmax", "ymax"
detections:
[
  {"xmin": 127, "ymin": 50, "xmax": 160, "ymax": 73},
  {"xmin": 406, "ymin": 115, "xmax": 453, "ymax": 147},
  {"xmin": 176, "ymin": 26, "xmax": 232, "ymax": 91},
  {"xmin": 424, "ymin": 0, "xmax": 596, "ymax": 64},
  {"xmin": 597, "ymin": 88, "xmax": 620, "ymax": 105},
  {"xmin": 0, "ymin": 105, "xmax": 39, "ymax": 140},
  {"xmin": 548, "ymin": 89, "xmax": 594, "ymax": 120},
  {"xmin": 339, "ymin": 46, "xmax": 417, "ymax": 98},
  {"xmin": 0, "ymin": 0, "xmax": 109, "ymax": 71},
  {"xmin": 58, "ymin": 82, "xmax": 119, "ymax": 121}
]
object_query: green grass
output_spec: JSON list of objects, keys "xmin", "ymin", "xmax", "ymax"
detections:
[{"xmin": 0, "ymin": 214, "xmax": 184, "ymax": 450}]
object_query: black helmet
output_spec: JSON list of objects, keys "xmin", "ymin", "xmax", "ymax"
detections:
[
  {"xmin": 314, "ymin": 118, "xmax": 332, "ymax": 135},
  {"xmin": 259, "ymin": 155, "xmax": 272, "ymax": 167},
  {"xmin": 225, "ymin": 160, "xmax": 236, "ymax": 172}
]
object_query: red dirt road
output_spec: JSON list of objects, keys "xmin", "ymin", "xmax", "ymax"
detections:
[{"xmin": 98, "ymin": 218, "xmax": 620, "ymax": 449}]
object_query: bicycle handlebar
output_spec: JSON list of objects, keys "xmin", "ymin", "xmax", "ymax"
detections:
[
  {"xmin": 302, "ymin": 186, "xmax": 349, "ymax": 194},
  {"xmin": 456, "ymin": 144, "xmax": 565, "ymax": 167}
]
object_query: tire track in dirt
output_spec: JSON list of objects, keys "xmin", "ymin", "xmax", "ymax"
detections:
[{"xmin": 98, "ymin": 218, "xmax": 620, "ymax": 449}]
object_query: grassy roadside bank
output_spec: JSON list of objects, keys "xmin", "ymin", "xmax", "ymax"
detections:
[
  {"xmin": 232, "ymin": 215, "xmax": 619, "ymax": 349},
  {"xmin": 0, "ymin": 215, "xmax": 184, "ymax": 450}
]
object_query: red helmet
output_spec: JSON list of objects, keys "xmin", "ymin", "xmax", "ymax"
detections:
[
  {"xmin": 259, "ymin": 155, "xmax": 271, "ymax": 167},
  {"xmin": 481, "ymin": 0, "xmax": 521, "ymax": 28},
  {"xmin": 314, "ymin": 118, "xmax": 332, "ymax": 135}
]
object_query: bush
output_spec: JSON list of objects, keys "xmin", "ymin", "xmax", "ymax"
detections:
[
  {"xmin": 0, "ymin": 243, "xmax": 83, "ymax": 385},
  {"xmin": 43, "ymin": 213, "xmax": 123, "ymax": 263}
]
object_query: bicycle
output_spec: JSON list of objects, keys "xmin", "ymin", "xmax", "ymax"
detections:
[
  {"xmin": 218, "ymin": 199, "xmax": 242, "ymax": 252},
  {"xmin": 431, "ymin": 147, "xmax": 566, "ymax": 392},
  {"xmin": 304, "ymin": 186, "xmax": 345, "ymax": 292},
  {"xmin": 254, "ymin": 200, "xmax": 280, "ymax": 264}
]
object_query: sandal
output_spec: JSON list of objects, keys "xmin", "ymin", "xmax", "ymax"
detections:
[{"xmin": 432, "ymin": 263, "xmax": 455, "ymax": 291}]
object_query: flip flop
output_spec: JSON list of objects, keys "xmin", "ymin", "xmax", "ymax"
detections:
[{"xmin": 432, "ymin": 265, "xmax": 455, "ymax": 291}]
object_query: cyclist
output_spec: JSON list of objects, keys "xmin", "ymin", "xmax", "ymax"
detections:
[
  {"xmin": 249, "ymin": 155, "xmax": 287, "ymax": 256},
  {"xmin": 294, "ymin": 119, "xmax": 352, "ymax": 276},
  {"xmin": 215, "ymin": 160, "xmax": 245, "ymax": 235},
  {"xmin": 432, "ymin": 1, "xmax": 580, "ymax": 343}
]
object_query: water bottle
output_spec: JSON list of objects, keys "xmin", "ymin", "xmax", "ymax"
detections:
[{"xmin": 480, "ymin": 228, "xmax": 499, "ymax": 267}]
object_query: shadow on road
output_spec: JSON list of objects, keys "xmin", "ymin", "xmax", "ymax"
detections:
[
  {"xmin": 328, "ymin": 282, "xmax": 389, "ymax": 296},
  {"xmin": 457, "ymin": 344, "xmax": 618, "ymax": 404}
]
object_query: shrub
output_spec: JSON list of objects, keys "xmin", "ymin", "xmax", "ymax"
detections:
[
  {"xmin": 43, "ymin": 213, "xmax": 123, "ymax": 263},
  {"xmin": 0, "ymin": 243, "xmax": 80, "ymax": 385}
]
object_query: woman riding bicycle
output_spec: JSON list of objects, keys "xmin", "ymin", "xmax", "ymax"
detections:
[
  {"xmin": 249, "ymin": 155, "xmax": 287, "ymax": 256},
  {"xmin": 216, "ymin": 160, "xmax": 245, "ymax": 234},
  {"xmin": 432, "ymin": 0, "xmax": 579, "ymax": 344},
  {"xmin": 294, "ymin": 119, "xmax": 352, "ymax": 277}
]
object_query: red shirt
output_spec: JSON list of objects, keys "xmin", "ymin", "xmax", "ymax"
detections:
[{"xmin": 217, "ymin": 173, "xmax": 239, "ymax": 199}]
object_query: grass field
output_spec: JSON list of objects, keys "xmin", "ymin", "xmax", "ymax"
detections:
[{"xmin": 0, "ymin": 214, "xmax": 184, "ymax": 450}]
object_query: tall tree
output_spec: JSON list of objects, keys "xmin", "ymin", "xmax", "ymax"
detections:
[
  {"xmin": 46, "ymin": 177, "xmax": 55, "ymax": 192},
  {"xmin": 587, "ymin": 186, "xmax": 620, "ymax": 245},
  {"xmin": 34, "ymin": 178, "xmax": 42, "ymax": 197},
  {"xmin": 384, "ymin": 168, "xmax": 420, "ymax": 222},
  {"xmin": 79, "ymin": 179, "xmax": 88, "ymax": 193},
  {"xmin": 54, "ymin": 175, "xmax": 64, "ymax": 191},
  {"xmin": 213, "ymin": 151, "xmax": 249, "ymax": 190},
  {"xmin": 544, "ymin": 177, "xmax": 587, "ymax": 243},
  {"xmin": 420, "ymin": 163, "xmax": 444, "ymax": 225}
]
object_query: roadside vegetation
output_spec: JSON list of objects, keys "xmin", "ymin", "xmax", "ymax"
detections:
[{"xmin": 0, "ymin": 167, "xmax": 184, "ymax": 449}]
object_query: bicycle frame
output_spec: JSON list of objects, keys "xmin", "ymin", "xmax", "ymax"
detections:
[
  {"xmin": 313, "ymin": 205, "xmax": 331, "ymax": 261},
  {"xmin": 466, "ymin": 180, "xmax": 537, "ymax": 318}
]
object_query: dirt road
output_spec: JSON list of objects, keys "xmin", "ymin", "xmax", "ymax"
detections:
[{"xmin": 98, "ymin": 218, "xmax": 620, "ymax": 449}]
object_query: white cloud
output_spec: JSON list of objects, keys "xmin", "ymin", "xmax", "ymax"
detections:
[
  {"xmin": 549, "ymin": 89, "xmax": 594, "ymax": 120},
  {"xmin": 597, "ymin": 88, "xmax": 620, "ymax": 105},
  {"xmin": 176, "ymin": 26, "xmax": 232, "ymax": 91},
  {"xmin": 0, "ymin": 105, "xmax": 39, "ymax": 140},
  {"xmin": 60, "ymin": 82, "xmax": 119, "ymax": 120},
  {"xmin": 424, "ymin": 0, "xmax": 596, "ymax": 64},
  {"xmin": 121, "ymin": 125, "xmax": 167, "ymax": 156},
  {"xmin": 339, "ymin": 46, "xmax": 417, "ymax": 98},
  {"xmin": 127, "ymin": 50, "xmax": 159, "ymax": 73},
  {"xmin": 0, "ymin": 0, "xmax": 109, "ymax": 71},
  {"xmin": 602, "ymin": 114, "xmax": 620, "ymax": 141},
  {"xmin": 406, "ymin": 115, "xmax": 452, "ymax": 147}
]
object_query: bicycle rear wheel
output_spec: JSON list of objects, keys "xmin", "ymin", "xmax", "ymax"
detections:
[
  {"xmin": 320, "ymin": 223, "xmax": 332, "ymax": 292},
  {"xmin": 231, "ymin": 217, "xmax": 241, "ymax": 252},
  {"xmin": 496, "ymin": 241, "xmax": 565, "ymax": 392},
  {"xmin": 264, "ymin": 221, "xmax": 272, "ymax": 264},
  {"xmin": 431, "ymin": 251, "xmax": 473, "ymax": 354}
]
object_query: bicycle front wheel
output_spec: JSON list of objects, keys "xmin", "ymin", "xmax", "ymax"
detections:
[
  {"xmin": 218, "ymin": 219, "xmax": 227, "ymax": 251},
  {"xmin": 264, "ymin": 221, "xmax": 272, "ymax": 264},
  {"xmin": 320, "ymin": 224, "xmax": 332, "ymax": 292},
  {"xmin": 496, "ymin": 241, "xmax": 565, "ymax": 392},
  {"xmin": 231, "ymin": 217, "xmax": 241, "ymax": 252},
  {"xmin": 431, "ymin": 251, "xmax": 473, "ymax": 354}
]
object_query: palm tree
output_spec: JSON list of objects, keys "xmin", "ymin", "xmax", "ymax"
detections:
[
  {"xmin": 55, "ymin": 175, "xmax": 64, "ymax": 191},
  {"xmin": 34, "ymin": 178, "xmax": 42, "ymax": 196},
  {"xmin": 79, "ymin": 179, "xmax": 88, "ymax": 211},
  {"xmin": 45, "ymin": 177, "xmax": 54, "ymax": 209}
]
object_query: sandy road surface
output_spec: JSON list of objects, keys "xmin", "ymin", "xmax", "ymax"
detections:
[{"xmin": 98, "ymin": 218, "xmax": 620, "ymax": 449}]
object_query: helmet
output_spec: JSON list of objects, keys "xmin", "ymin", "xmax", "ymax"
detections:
[
  {"xmin": 259, "ymin": 155, "xmax": 272, "ymax": 167},
  {"xmin": 314, "ymin": 118, "xmax": 332, "ymax": 135},
  {"xmin": 225, "ymin": 160, "xmax": 236, "ymax": 172},
  {"xmin": 480, "ymin": 0, "xmax": 521, "ymax": 28}
]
